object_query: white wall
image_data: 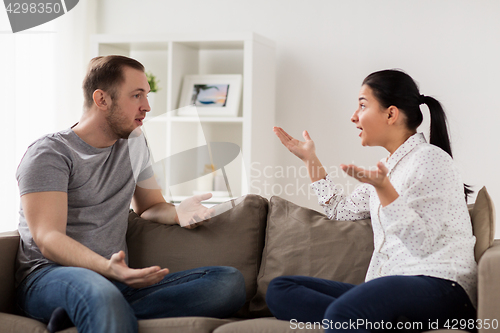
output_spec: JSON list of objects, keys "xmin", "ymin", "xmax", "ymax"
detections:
[
  {"xmin": 4, "ymin": 0, "xmax": 499, "ymax": 236},
  {"xmin": 96, "ymin": 0, "xmax": 500, "ymax": 237},
  {"xmin": 0, "ymin": 1, "xmax": 96, "ymax": 232}
]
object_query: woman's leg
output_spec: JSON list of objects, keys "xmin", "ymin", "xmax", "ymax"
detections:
[
  {"xmin": 266, "ymin": 275, "xmax": 356, "ymax": 323},
  {"xmin": 324, "ymin": 275, "xmax": 476, "ymax": 333},
  {"xmin": 114, "ymin": 266, "xmax": 246, "ymax": 319}
]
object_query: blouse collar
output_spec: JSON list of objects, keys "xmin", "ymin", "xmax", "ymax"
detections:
[{"xmin": 384, "ymin": 132, "xmax": 427, "ymax": 174}]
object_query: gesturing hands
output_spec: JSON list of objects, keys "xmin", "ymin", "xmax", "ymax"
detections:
[
  {"xmin": 340, "ymin": 161, "xmax": 390, "ymax": 188},
  {"xmin": 108, "ymin": 250, "xmax": 169, "ymax": 288},
  {"xmin": 273, "ymin": 127, "xmax": 316, "ymax": 162},
  {"xmin": 176, "ymin": 193, "xmax": 216, "ymax": 229},
  {"xmin": 341, "ymin": 161, "xmax": 399, "ymax": 207}
]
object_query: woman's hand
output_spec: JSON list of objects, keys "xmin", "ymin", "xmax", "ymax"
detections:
[
  {"xmin": 274, "ymin": 127, "xmax": 327, "ymax": 183},
  {"xmin": 341, "ymin": 161, "xmax": 399, "ymax": 207},
  {"xmin": 340, "ymin": 161, "xmax": 390, "ymax": 188},
  {"xmin": 273, "ymin": 127, "xmax": 316, "ymax": 162}
]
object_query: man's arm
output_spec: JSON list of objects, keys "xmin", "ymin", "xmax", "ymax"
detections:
[
  {"xmin": 132, "ymin": 181, "xmax": 215, "ymax": 229},
  {"xmin": 132, "ymin": 184, "xmax": 178, "ymax": 225},
  {"xmin": 23, "ymin": 191, "xmax": 168, "ymax": 288}
]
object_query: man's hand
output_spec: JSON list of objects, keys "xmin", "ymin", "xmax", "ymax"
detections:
[
  {"xmin": 107, "ymin": 251, "xmax": 169, "ymax": 288},
  {"xmin": 176, "ymin": 193, "xmax": 216, "ymax": 229}
]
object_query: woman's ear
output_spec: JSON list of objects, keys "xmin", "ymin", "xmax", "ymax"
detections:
[{"xmin": 386, "ymin": 106, "xmax": 400, "ymax": 125}]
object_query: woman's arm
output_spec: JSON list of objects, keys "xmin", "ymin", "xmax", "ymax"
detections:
[
  {"xmin": 274, "ymin": 127, "xmax": 371, "ymax": 220},
  {"xmin": 273, "ymin": 127, "xmax": 327, "ymax": 183}
]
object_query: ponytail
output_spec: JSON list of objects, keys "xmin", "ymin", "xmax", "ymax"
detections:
[
  {"xmin": 421, "ymin": 95, "xmax": 473, "ymax": 200},
  {"xmin": 421, "ymin": 96, "xmax": 452, "ymax": 157},
  {"xmin": 363, "ymin": 69, "xmax": 473, "ymax": 201}
]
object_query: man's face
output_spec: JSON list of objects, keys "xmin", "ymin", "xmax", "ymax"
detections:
[{"xmin": 106, "ymin": 66, "xmax": 151, "ymax": 139}]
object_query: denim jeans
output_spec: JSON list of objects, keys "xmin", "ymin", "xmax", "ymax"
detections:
[
  {"xmin": 16, "ymin": 264, "xmax": 246, "ymax": 333},
  {"xmin": 266, "ymin": 275, "xmax": 476, "ymax": 333}
]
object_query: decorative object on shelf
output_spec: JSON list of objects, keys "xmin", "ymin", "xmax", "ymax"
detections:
[
  {"xmin": 178, "ymin": 74, "xmax": 242, "ymax": 117},
  {"xmin": 197, "ymin": 164, "xmax": 215, "ymax": 192},
  {"xmin": 146, "ymin": 71, "xmax": 160, "ymax": 111}
]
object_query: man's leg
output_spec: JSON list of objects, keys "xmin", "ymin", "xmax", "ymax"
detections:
[
  {"xmin": 114, "ymin": 266, "xmax": 246, "ymax": 319},
  {"xmin": 265, "ymin": 275, "xmax": 356, "ymax": 323},
  {"xmin": 16, "ymin": 265, "xmax": 137, "ymax": 333},
  {"xmin": 324, "ymin": 275, "xmax": 476, "ymax": 333}
]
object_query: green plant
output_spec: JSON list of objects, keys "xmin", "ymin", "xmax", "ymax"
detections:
[{"xmin": 146, "ymin": 71, "xmax": 161, "ymax": 92}]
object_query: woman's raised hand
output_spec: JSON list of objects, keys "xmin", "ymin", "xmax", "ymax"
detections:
[{"xmin": 273, "ymin": 127, "xmax": 316, "ymax": 162}]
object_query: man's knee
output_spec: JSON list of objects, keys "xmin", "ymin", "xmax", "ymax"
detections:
[
  {"xmin": 54, "ymin": 268, "xmax": 128, "ymax": 313},
  {"xmin": 214, "ymin": 266, "xmax": 246, "ymax": 306}
]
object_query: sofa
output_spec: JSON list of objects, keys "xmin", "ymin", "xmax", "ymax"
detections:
[{"xmin": 0, "ymin": 187, "xmax": 498, "ymax": 333}]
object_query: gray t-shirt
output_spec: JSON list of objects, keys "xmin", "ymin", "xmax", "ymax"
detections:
[{"xmin": 15, "ymin": 128, "xmax": 153, "ymax": 286}]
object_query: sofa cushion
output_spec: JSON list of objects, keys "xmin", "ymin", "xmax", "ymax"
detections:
[
  {"xmin": 0, "ymin": 313, "xmax": 234, "ymax": 333},
  {"xmin": 213, "ymin": 317, "xmax": 322, "ymax": 333},
  {"xmin": 212, "ymin": 318, "xmax": 468, "ymax": 333},
  {"xmin": 470, "ymin": 186, "xmax": 496, "ymax": 262},
  {"xmin": 249, "ymin": 196, "xmax": 374, "ymax": 317},
  {"xmin": 0, "ymin": 312, "xmax": 52, "ymax": 333},
  {"xmin": 133, "ymin": 317, "xmax": 235, "ymax": 333},
  {"xmin": 0, "ymin": 230, "xmax": 20, "ymax": 314},
  {"xmin": 126, "ymin": 194, "xmax": 268, "ymax": 318}
]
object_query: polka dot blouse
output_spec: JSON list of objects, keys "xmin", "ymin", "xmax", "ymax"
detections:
[{"xmin": 311, "ymin": 133, "xmax": 477, "ymax": 306}]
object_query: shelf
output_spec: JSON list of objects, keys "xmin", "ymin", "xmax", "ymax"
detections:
[
  {"xmin": 167, "ymin": 195, "xmax": 236, "ymax": 204},
  {"xmin": 146, "ymin": 115, "xmax": 243, "ymax": 124},
  {"xmin": 92, "ymin": 32, "xmax": 276, "ymax": 200}
]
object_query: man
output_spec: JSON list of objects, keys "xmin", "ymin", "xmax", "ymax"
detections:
[{"xmin": 15, "ymin": 55, "xmax": 246, "ymax": 333}]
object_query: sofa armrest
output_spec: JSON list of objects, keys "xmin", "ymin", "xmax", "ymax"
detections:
[
  {"xmin": 0, "ymin": 231, "xmax": 20, "ymax": 314},
  {"xmin": 477, "ymin": 239, "xmax": 500, "ymax": 333}
]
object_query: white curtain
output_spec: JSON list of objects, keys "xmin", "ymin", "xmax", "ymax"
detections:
[{"xmin": 0, "ymin": 0, "xmax": 96, "ymax": 232}]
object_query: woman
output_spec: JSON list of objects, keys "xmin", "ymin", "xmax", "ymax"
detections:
[{"xmin": 267, "ymin": 69, "xmax": 477, "ymax": 332}]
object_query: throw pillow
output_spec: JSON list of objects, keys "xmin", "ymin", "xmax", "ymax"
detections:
[
  {"xmin": 249, "ymin": 196, "xmax": 374, "ymax": 317},
  {"xmin": 126, "ymin": 194, "xmax": 269, "ymax": 318},
  {"xmin": 470, "ymin": 186, "xmax": 496, "ymax": 262}
]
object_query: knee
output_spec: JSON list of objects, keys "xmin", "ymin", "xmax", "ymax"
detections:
[
  {"xmin": 68, "ymin": 270, "xmax": 131, "ymax": 315},
  {"xmin": 266, "ymin": 276, "xmax": 295, "ymax": 300},
  {"xmin": 201, "ymin": 266, "xmax": 246, "ymax": 317},
  {"xmin": 217, "ymin": 267, "xmax": 246, "ymax": 306},
  {"xmin": 324, "ymin": 298, "xmax": 355, "ymax": 324},
  {"xmin": 266, "ymin": 276, "xmax": 295, "ymax": 311}
]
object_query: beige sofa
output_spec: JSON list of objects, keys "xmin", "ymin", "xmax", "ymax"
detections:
[{"xmin": 0, "ymin": 187, "xmax": 498, "ymax": 333}]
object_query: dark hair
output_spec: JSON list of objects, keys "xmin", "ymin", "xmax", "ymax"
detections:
[
  {"xmin": 362, "ymin": 69, "xmax": 472, "ymax": 200},
  {"xmin": 82, "ymin": 55, "xmax": 145, "ymax": 110}
]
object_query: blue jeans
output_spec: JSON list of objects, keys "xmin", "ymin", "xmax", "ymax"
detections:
[
  {"xmin": 16, "ymin": 264, "xmax": 246, "ymax": 333},
  {"xmin": 266, "ymin": 275, "xmax": 476, "ymax": 332}
]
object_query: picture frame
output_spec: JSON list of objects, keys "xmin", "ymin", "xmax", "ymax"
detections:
[{"xmin": 177, "ymin": 74, "xmax": 242, "ymax": 117}]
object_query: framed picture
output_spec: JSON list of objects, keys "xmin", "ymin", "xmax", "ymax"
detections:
[{"xmin": 177, "ymin": 74, "xmax": 242, "ymax": 117}]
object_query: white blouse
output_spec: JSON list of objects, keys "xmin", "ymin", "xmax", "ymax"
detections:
[{"xmin": 311, "ymin": 133, "xmax": 477, "ymax": 305}]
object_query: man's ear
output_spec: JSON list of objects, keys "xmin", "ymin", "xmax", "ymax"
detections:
[
  {"xmin": 386, "ymin": 106, "xmax": 400, "ymax": 125},
  {"xmin": 92, "ymin": 89, "xmax": 110, "ymax": 110}
]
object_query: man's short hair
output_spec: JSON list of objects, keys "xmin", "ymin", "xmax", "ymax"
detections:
[{"xmin": 82, "ymin": 55, "xmax": 145, "ymax": 110}]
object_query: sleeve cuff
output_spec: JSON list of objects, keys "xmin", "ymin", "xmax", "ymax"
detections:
[{"xmin": 310, "ymin": 173, "xmax": 342, "ymax": 206}]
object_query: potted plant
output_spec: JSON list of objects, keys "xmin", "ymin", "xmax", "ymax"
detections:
[{"xmin": 146, "ymin": 71, "xmax": 160, "ymax": 110}]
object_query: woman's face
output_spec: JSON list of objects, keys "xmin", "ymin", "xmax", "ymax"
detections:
[{"xmin": 351, "ymin": 85, "xmax": 390, "ymax": 147}]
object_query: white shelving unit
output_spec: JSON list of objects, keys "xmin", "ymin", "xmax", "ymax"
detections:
[{"xmin": 91, "ymin": 33, "xmax": 276, "ymax": 204}]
